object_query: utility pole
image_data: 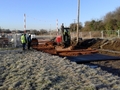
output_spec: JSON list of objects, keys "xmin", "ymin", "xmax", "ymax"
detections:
[
  {"xmin": 56, "ymin": 19, "xmax": 58, "ymax": 35},
  {"xmin": 76, "ymin": 0, "xmax": 80, "ymax": 43},
  {"xmin": 24, "ymin": 13, "xmax": 26, "ymax": 33}
]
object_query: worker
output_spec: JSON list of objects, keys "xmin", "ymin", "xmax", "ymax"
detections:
[
  {"xmin": 21, "ymin": 33, "xmax": 27, "ymax": 50},
  {"xmin": 63, "ymin": 29, "xmax": 71, "ymax": 47},
  {"xmin": 27, "ymin": 34, "xmax": 31, "ymax": 50}
]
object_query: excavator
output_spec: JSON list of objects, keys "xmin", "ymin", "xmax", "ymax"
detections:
[
  {"xmin": 31, "ymin": 23, "xmax": 74, "ymax": 48},
  {"xmin": 55, "ymin": 23, "xmax": 82, "ymax": 50},
  {"xmin": 56, "ymin": 23, "xmax": 71, "ymax": 47},
  {"xmin": 31, "ymin": 23, "xmax": 98, "ymax": 56},
  {"xmin": 31, "ymin": 23, "xmax": 71, "ymax": 47}
]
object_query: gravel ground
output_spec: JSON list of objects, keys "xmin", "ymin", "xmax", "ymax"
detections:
[{"xmin": 0, "ymin": 49, "xmax": 120, "ymax": 90}]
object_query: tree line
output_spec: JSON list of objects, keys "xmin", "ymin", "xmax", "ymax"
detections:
[
  {"xmin": 70, "ymin": 7, "xmax": 120, "ymax": 31},
  {"xmin": 0, "ymin": 28, "xmax": 49, "ymax": 35}
]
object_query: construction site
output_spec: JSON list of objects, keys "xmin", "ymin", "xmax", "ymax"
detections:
[
  {"xmin": 1, "ymin": 0, "xmax": 120, "ymax": 89},
  {"xmin": 0, "ymin": 9, "xmax": 120, "ymax": 88},
  {"xmin": 29, "ymin": 24, "xmax": 120, "ymax": 76},
  {"xmin": 0, "ymin": 23, "xmax": 120, "ymax": 76},
  {"xmin": 0, "ymin": 24, "xmax": 120, "ymax": 89}
]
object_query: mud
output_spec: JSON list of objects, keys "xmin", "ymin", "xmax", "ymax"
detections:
[
  {"xmin": 84, "ymin": 38, "xmax": 120, "ymax": 76},
  {"xmin": 32, "ymin": 38, "xmax": 120, "ymax": 76}
]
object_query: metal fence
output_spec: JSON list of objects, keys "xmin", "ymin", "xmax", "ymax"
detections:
[
  {"xmin": 0, "ymin": 30, "xmax": 119, "ymax": 49},
  {"xmin": 0, "ymin": 33, "xmax": 36, "ymax": 48},
  {"xmin": 70, "ymin": 30, "xmax": 120, "ymax": 39},
  {"xmin": 35, "ymin": 30, "xmax": 120, "ymax": 40},
  {"xmin": 0, "ymin": 33, "xmax": 22, "ymax": 48}
]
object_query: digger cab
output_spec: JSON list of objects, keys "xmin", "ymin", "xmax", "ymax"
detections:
[
  {"xmin": 62, "ymin": 27, "xmax": 71, "ymax": 47},
  {"xmin": 63, "ymin": 27, "xmax": 70, "ymax": 47}
]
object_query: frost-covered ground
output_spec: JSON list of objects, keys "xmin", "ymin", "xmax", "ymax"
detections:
[{"xmin": 0, "ymin": 49, "xmax": 120, "ymax": 90}]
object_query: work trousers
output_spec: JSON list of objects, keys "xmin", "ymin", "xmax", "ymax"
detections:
[{"xmin": 22, "ymin": 43, "xmax": 26, "ymax": 50}]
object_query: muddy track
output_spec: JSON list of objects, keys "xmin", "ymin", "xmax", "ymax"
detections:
[
  {"xmin": 88, "ymin": 50, "xmax": 120, "ymax": 77},
  {"xmin": 32, "ymin": 38, "xmax": 120, "ymax": 76},
  {"xmin": 88, "ymin": 38, "xmax": 120, "ymax": 77}
]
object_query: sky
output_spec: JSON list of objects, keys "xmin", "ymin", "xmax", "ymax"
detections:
[{"xmin": 0, "ymin": 0, "xmax": 120, "ymax": 30}]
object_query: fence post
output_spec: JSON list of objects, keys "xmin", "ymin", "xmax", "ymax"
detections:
[
  {"xmin": 15, "ymin": 34, "xmax": 17, "ymax": 47},
  {"xmin": 118, "ymin": 30, "xmax": 120, "ymax": 38},
  {"xmin": 13, "ymin": 33, "xmax": 17, "ymax": 48},
  {"xmin": 80, "ymin": 32, "xmax": 82, "ymax": 38},
  {"xmin": 50, "ymin": 31, "xmax": 52, "ymax": 39},
  {"xmin": 101, "ymin": 31, "xmax": 103, "ymax": 39},
  {"xmin": 89, "ymin": 32, "xmax": 91, "ymax": 38}
]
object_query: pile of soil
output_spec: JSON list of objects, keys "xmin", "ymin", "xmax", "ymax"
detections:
[
  {"xmin": 90, "ymin": 38, "xmax": 120, "ymax": 52},
  {"xmin": 76, "ymin": 38, "xmax": 120, "ymax": 56}
]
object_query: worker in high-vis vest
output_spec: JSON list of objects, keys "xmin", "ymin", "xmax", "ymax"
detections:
[{"xmin": 21, "ymin": 34, "xmax": 27, "ymax": 50}]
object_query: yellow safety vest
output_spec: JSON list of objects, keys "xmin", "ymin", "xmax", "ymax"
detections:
[{"xmin": 21, "ymin": 35, "xmax": 26, "ymax": 43}]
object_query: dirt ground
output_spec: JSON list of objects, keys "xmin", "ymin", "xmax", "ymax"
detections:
[
  {"xmin": 81, "ymin": 38, "xmax": 120, "ymax": 76},
  {"xmin": 33, "ymin": 37, "xmax": 120, "ymax": 76}
]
